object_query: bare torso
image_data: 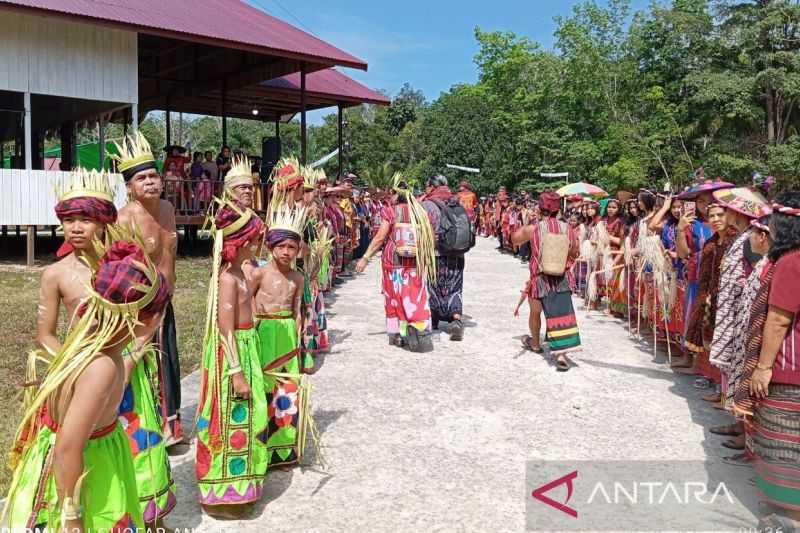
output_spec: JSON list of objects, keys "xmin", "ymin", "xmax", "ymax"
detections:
[
  {"xmin": 47, "ymin": 342, "xmax": 127, "ymax": 430},
  {"xmin": 37, "ymin": 253, "xmax": 94, "ymax": 353},
  {"xmin": 220, "ymin": 266, "xmax": 255, "ymax": 328},
  {"xmin": 118, "ymin": 199, "xmax": 177, "ymax": 291},
  {"xmin": 253, "ymin": 262, "xmax": 302, "ymax": 316}
]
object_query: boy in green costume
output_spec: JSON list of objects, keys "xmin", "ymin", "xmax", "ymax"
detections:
[
  {"xmin": 4, "ymin": 222, "xmax": 170, "ymax": 532},
  {"xmin": 195, "ymin": 199, "xmax": 270, "ymax": 518},
  {"xmin": 253, "ymin": 204, "xmax": 307, "ymax": 466}
]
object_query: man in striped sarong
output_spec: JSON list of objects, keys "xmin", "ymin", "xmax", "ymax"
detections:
[
  {"xmin": 734, "ymin": 191, "xmax": 800, "ymax": 531},
  {"xmin": 512, "ymin": 191, "xmax": 581, "ymax": 371}
]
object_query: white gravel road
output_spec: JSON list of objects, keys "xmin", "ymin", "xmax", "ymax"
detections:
[{"xmin": 166, "ymin": 237, "xmax": 760, "ymax": 532}]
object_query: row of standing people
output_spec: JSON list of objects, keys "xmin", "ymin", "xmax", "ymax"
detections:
[
  {"xmin": 0, "ymin": 132, "xmax": 386, "ymax": 530},
  {"xmin": 484, "ymin": 178, "xmax": 800, "ymax": 530}
]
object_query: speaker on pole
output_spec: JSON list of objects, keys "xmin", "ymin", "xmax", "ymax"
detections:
[{"xmin": 260, "ymin": 136, "xmax": 281, "ymax": 180}]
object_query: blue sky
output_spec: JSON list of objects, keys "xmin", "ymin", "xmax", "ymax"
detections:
[{"xmin": 249, "ymin": 0, "xmax": 651, "ymax": 107}]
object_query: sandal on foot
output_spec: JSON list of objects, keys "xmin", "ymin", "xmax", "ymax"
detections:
[
  {"xmin": 556, "ymin": 355, "xmax": 570, "ymax": 372},
  {"xmin": 702, "ymin": 392, "xmax": 721, "ymax": 403},
  {"xmin": 721, "ymin": 452, "xmax": 752, "ymax": 467},
  {"xmin": 722, "ymin": 439, "xmax": 745, "ymax": 451},
  {"xmin": 758, "ymin": 514, "xmax": 800, "ymax": 532},
  {"xmin": 521, "ymin": 335, "xmax": 543, "ymax": 354},
  {"xmin": 709, "ymin": 424, "xmax": 742, "ymax": 437}
]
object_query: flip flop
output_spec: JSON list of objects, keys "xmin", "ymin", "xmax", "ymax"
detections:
[
  {"xmin": 709, "ymin": 425, "xmax": 742, "ymax": 437},
  {"xmin": 555, "ymin": 355, "xmax": 570, "ymax": 372},
  {"xmin": 521, "ymin": 335, "xmax": 544, "ymax": 354},
  {"xmin": 722, "ymin": 439, "xmax": 745, "ymax": 451},
  {"xmin": 758, "ymin": 514, "xmax": 800, "ymax": 532},
  {"xmin": 721, "ymin": 452, "xmax": 752, "ymax": 467}
]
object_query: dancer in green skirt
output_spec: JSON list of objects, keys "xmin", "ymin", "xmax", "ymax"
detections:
[
  {"xmin": 254, "ymin": 204, "xmax": 308, "ymax": 466},
  {"xmin": 3, "ymin": 224, "xmax": 170, "ymax": 532},
  {"xmin": 195, "ymin": 199, "xmax": 270, "ymax": 518}
]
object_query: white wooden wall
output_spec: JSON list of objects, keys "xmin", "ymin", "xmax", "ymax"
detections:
[
  {"xmin": 0, "ymin": 169, "xmax": 127, "ymax": 225},
  {"xmin": 0, "ymin": 11, "xmax": 137, "ymax": 103}
]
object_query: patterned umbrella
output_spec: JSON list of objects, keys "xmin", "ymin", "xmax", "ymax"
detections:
[{"xmin": 556, "ymin": 182, "xmax": 608, "ymax": 198}]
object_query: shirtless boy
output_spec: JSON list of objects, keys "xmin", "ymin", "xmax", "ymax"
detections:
[
  {"xmin": 195, "ymin": 201, "xmax": 269, "ymax": 518},
  {"xmin": 37, "ymin": 168, "xmax": 118, "ymax": 354},
  {"xmin": 111, "ymin": 132, "xmax": 179, "ymax": 529},
  {"xmin": 252, "ymin": 206, "xmax": 307, "ymax": 466},
  {"xmin": 4, "ymin": 235, "xmax": 169, "ymax": 532}
]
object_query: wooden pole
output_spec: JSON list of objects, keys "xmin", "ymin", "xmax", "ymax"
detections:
[
  {"xmin": 300, "ymin": 63, "xmax": 307, "ymax": 165},
  {"xmin": 165, "ymin": 103, "xmax": 171, "ymax": 148},
  {"xmin": 23, "ymin": 92, "xmax": 31, "ymax": 170},
  {"xmin": 26, "ymin": 225, "xmax": 34, "ymax": 266},
  {"xmin": 131, "ymin": 103, "xmax": 139, "ymax": 132},
  {"xmin": 338, "ymin": 104, "xmax": 343, "ymax": 178},
  {"xmin": 221, "ymin": 81, "xmax": 228, "ymax": 147},
  {"xmin": 98, "ymin": 116, "xmax": 105, "ymax": 169}
]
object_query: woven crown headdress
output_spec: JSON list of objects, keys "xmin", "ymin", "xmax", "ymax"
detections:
[
  {"xmin": 269, "ymin": 203, "xmax": 307, "ymax": 237},
  {"xmin": 6, "ymin": 222, "xmax": 160, "ymax": 503},
  {"xmin": 304, "ymin": 168, "xmax": 324, "ymax": 190},
  {"xmin": 225, "ymin": 155, "xmax": 253, "ymax": 191},
  {"xmin": 55, "ymin": 167, "xmax": 118, "ymax": 203},
  {"xmin": 110, "ymin": 131, "xmax": 156, "ymax": 180}
]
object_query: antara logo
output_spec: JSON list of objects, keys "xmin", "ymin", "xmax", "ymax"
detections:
[{"xmin": 531, "ymin": 470, "xmax": 579, "ymax": 518}]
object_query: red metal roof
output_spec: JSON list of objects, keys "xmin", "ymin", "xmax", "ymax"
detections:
[
  {"xmin": 262, "ymin": 69, "xmax": 389, "ymax": 106},
  {"xmin": 0, "ymin": 0, "xmax": 367, "ymax": 70}
]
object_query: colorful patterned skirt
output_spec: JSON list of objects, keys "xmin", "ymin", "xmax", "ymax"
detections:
[
  {"xmin": 6, "ymin": 414, "xmax": 143, "ymax": 531},
  {"xmin": 571, "ymin": 261, "xmax": 588, "ymax": 298},
  {"xmin": 752, "ymin": 384, "xmax": 800, "ymax": 511},
  {"xmin": 541, "ymin": 290, "xmax": 581, "ymax": 354},
  {"xmin": 609, "ymin": 267, "xmax": 628, "ymax": 316},
  {"xmin": 654, "ymin": 280, "xmax": 685, "ymax": 344},
  {"xmin": 304, "ymin": 287, "xmax": 329, "ymax": 361},
  {"xmin": 155, "ymin": 300, "xmax": 182, "ymax": 446},
  {"xmin": 257, "ymin": 312, "xmax": 304, "ymax": 467},
  {"xmin": 195, "ymin": 326, "xmax": 269, "ymax": 506},
  {"xmin": 118, "ymin": 348, "xmax": 177, "ymax": 522},
  {"xmin": 429, "ymin": 255, "xmax": 465, "ymax": 321},
  {"xmin": 382, "ymin": 265, "xmax": 432, "ymax": 338}
]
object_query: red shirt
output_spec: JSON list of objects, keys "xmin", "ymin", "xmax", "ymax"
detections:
[{"xmin": 768, "ymin": 250, "xmax": 800, "ymax": 385}]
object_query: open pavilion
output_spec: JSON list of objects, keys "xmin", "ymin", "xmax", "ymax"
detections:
[{"xmin": 0, "ymin": 0, "xmax": 389, "ymax": 263}]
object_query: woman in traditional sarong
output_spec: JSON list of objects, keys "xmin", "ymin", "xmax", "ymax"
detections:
[
  {"xmin": 632, "ymin": 190, "xmax": 658, "ymax": 331},
  {"xmin": 684, "ymin": 203, "xmax": 737, "ymax": 395},
  {"xmin": 707, "ymin": 188, "xmax": 772, "ymax": 437},
  {"xmin": 734, "ymin": 192, "xmax": 800, "ymax": 529},
  {"xmin": 195, "ymin": 201, "xmax": 270, "ymax": 517},
  {"xmin": 513, "ymin": 191, "xmax": 581, "ymax": 371},
  {"xmin": 584, "ymin": 201, "xmax": 603, "ymax": 309},
  {"xmin": 4, "ymin": 231, "xmax": 169, "ymax": 532},
  {"xmin": 602, "ymin": 200, "xmax": 624, "ymax": 315},
  {"xmin": 356, "ymin": 174, "xmax": 437, "ymax": 353},
  {"xmin": 672, "ymin": 180, "xmax": 732, "ymax": 371},
  {"xmin": 648, "ymin": 197, "xmax": 686, "ymax": 345},
  {"xmin": 568, "ymin": 212, "xmax": 588, "ymax": 296}
]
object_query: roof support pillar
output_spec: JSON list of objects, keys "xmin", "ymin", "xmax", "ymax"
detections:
[
  {"xmin": 165, "ymin": 99, "xmax": 171, "ymax": 148},
  {"xmin": 98, "ymin": 116, "xmax": 105, "ymax": 169},
  {"xmin": 221, "ymin": 81, "xmax": 228, "ymax": 147},
  {"xmin": 131, "ymin": 103, "xmax": 139, "ymax": 132},
  {"xmin": 300, "ymin": 63, "xmax": 307, "ymax": 165},
  {"xmin": 337, "ymin": 104, "xmax": 343, "ymax": 178},
  {"xmin": 23, "ymin": 91, "xmax": 31, "ymax": 171}
]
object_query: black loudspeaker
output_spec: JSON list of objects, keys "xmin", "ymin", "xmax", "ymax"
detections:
[{"xmin": 261, "ymin": 136, "xmax": 280, "ymax": 180}]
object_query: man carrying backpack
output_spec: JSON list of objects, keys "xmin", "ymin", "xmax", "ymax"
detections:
[
  {"xmin": 423, "ymin": 175, "xmax": 475, "ymax": 341},
  {"xmin": 511, "ymin": 191, "xmax": 581, "ymax": 371}
]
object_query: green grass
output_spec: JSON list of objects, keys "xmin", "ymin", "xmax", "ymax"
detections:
[{"xmin": 0, "ymin": 256, "xmax": 211, "ymax": 495}]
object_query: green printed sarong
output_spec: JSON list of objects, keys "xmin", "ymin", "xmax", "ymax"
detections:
[
  {"xmin": 195, "ymin": 326, "xmax": 269, "ymax": 505},
  {"xmin": 118, "ymin": 347, "xmax": 176, "ymax": 521},
  {"xmin": 256, "ymin": 312, "xmax": 303, "ymax": 466},
  {"xmin": 6, "ymin": 417, "xmax": 143, "ymax": 532}
]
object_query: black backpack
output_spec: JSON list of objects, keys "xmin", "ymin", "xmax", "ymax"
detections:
[{"xmin": 430, "ymin": 198, "xmax": 475, "ymax": 255}]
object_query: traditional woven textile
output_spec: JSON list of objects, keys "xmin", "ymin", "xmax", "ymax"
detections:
[
  {"xmin": 195, "ymin": 326, "xmax": 269, "ymax": 505},
  {"xmin": 710, "ymin": 230, "xmax": 751, "ymax": 370},
  {"xmin": 751, "ymin": 384, "xmax": 800, "ymax": 511},
  {"xmin": 724, "ymin": 258, "xmax": 768, "ymax": 411},
  {"xmin": 541, "ymin": 290, "xmax": 581, "ymax": 354},
  {"xmin": 733, "ymin": 263, "xmax": 775, "ymax": 417},
  {"xmin": 429, "ymin": 255, "xmax": 465, "ymax": 321}
]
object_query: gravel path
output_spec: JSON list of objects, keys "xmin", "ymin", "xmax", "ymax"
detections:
[{"xmin": 167, "ymin": 237, "xmax": 760, "ymax": 532}]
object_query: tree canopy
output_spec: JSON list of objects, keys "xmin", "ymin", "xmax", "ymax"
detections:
[{"xmin": 132, "ymin": 0, "xmax": 800, "ymax": 196}]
